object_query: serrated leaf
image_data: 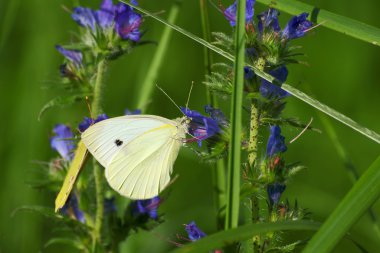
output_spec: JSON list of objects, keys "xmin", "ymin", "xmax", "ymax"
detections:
[{"xmin": 38, "ymin": 94, "xmax": 90, "ymax": 120}]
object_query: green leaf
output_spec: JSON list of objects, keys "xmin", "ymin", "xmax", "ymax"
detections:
[
  {"xmin": 44, "ymin": 237, "xmax": 86, "ymax": 251},
  {"xmin": 170, "ymin": 221, "xmax": 320, "ymax": 253},
  {"xmin": 122, "ymin": 2, "xmax": 380, "ymax": 145},
  {"xmin": 256, "ymin": 0, "xmax": 380, "ymax": 47},
  {"xmin": 302, "ymin": 155, "xmax": 380, "ymax": 253},
  {"xmin": 38, "ymin": 93, "xmax": 90, "ymax": 120}
]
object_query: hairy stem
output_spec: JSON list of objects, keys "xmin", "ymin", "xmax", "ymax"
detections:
[{"xmin": 91, "ymin": 59, "xmax": 106, "ymax": 249}]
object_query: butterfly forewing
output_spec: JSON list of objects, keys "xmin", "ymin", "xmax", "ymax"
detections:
[{"xmin": 81, "ymin": 115, "xmax": 174, "ymax": 167}]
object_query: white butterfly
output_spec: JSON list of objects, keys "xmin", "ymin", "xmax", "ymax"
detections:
[{"xmin": 81, "ymin": 115, "xmax": 189, "ymax": 200}]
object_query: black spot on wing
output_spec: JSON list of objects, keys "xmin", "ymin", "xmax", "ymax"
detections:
[{"xmin": 115, "ymin": 139, "xmax": 123, "ymax": 147}]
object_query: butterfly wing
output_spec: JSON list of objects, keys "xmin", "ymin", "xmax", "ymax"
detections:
[
  {"xmin": 81, "ymin": 115, "xmax": 175, "ymax": 168},
  {"xmin": 81, "ymin": 115, "xmax": 185, "ymax": 199},
  {"xmin": 106, "ymin": 122, "xmax": 183, "ymax": 199}
]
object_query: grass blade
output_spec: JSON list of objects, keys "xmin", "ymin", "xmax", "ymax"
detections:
[
  {"xmin": 199, "ymin": 0, "xmax": 226, "ymax": 229},
  {"xmin": 121, "ymin": 1, "xmax": 380, "ymax": 145},
  {"xmin": 302, "ymin": 155, "xmax": 380, "ymax": 253},
  {"xmin": 135, "ymin": 0, "xmax": 182, "ymax": 111},
  {"xmin": 318, "ymin": 114, "xmax": 380, "ymax": 242},
  {"xmin": 171, "ymin": 221, "xmax": 320, "ymax": 253},
  {"xmin": 257, "ymin": 0, "xmax": 380, "ymax": 46},
  {"xmin": 224, "ymin": 0, "xmax": 245, "ymax": 231}
]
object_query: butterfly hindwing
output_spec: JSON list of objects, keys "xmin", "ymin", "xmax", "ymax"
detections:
[{"xmin": 106, "ymin": 123, "xmax": 183, "ymax": 199}]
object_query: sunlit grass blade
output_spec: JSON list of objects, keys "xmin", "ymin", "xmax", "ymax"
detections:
[
  {"xmin": 55, "ymin": 141, "xmax": 88, "ymax": 212},
  {"xmin": 121, "ymin": 1, "xmax": 380, "ymax": 145},
  {"xmin": 257, "ymin": 0, "xmax": 380, "ymax": 46},
  {"xmin": 135, "ymin": 0, "xmax": 182, "ymax": 111},
  {"xmin": 170, "ymin": 221, "xmax": 320, "ymax": 253},
  {"xmin": 302, "ymin": 155, "xmax": 380, "ymax": 253},
  {"xmin": 224, "ymin": 0, "xmax": 245, "ymax": 231}
]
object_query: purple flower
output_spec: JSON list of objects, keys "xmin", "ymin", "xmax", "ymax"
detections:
[
  {"xmin": 104, "ymin": 197, "xmax": 117, "ymax": 213},
  {"xmin": 266, "ymin": 125, "xmax": 287, "ymax": 158},
  {"xmin": 181, "ymin": 107, "xmax": 220, "ymax": 147},
  {"xmin": 115, "ymin": 6, "xmax": 142, "ymax": 41},
  {"xmin": 72, "ymin": 7, "xmax": 97, "ymax": 31},
  {"xmin": 204, "ymin": 105, "xmax": 228, "ymax": 127},
  {"xmin": 55, "ymin": 45, "xmax": 82, "ymax": 68},
  {"xmin": 260, "ymin": 65, "xmax": 289, "ymax": 99},
  {"xmin": 135, "ymin": 196, "xmax": 161, "ymax": 219},
  {"xmin": 282, "ymin": 13, "xmax": 312, "ymax": 40},
  {"xmin": 50, "ymin": 124, "xmax": 75, "ymax": 161},
  {"xmin": 78, "ymin": 114, "xmax": 109, "ymax": 132},
  {"xmin": 94, "ymin": 0, "xmax": 116, "ymax": 29},
  {"xmin": 267, "ymin": 183, "xmax": 286, "ymax": 205},
  {"xmin": 224, "ymin": 0, "xmax": 255, "ymax": 27},
  {"xmin": 244, "ymin": 66, "xmax": 255, "ymax": 80},
  {"xmin": 60, "ymin": 193, "xmax": 85, "ymax": 223},
  {"xmin": 257, "ymin": 8, "xmax": 281, "ymax": 34},
  {"xmin": 185, "ymin": 221, "xmax": 206, "ymax": 241},
  {"xmin": 124, "ymin": 108, "xmax": 141, "ymax": 115}
]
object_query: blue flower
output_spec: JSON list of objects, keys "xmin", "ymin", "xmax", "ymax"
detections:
[
  {"xmin": 78, "ymin": 114, "xmax": 109, "ymax": 132},
  {"xmin": 266, "ymin": 125, "xmax": 287, "ymax": 158},
  {"xmin": 114, "ymin": 5, "xmax": 142, "ymax": 41},
  {"xmin": 104, "ymin": 197, "xmax": 117, "ymax": 213},
  {"xmin": 135, "ymin": 196, "xmax": 161, "ymax": 220},
  {"xmin": 185, "ymin": 221, "xmax": 206, "ymax": 241},
  {"xmin": 224, "ymin": 0, "xmax": 255, "ymax": 27},
  {"xmin": 260, "ymin": 65, "xmax": 289, "ymax": 99},
  {"xmin": 281, "ymin": 13, "xmax": 312, "ymax": 40},
  {"xmin": 244, "ymin": 66, "xmax": 255, "ymax": 80},
  {"xmin": 124, "ymin": 108, "xmax": 141, "ymax": 115},
  {"xmin": 71, "ymin": 0, "xmax": 142, "ymax": 41},
  {"xmin": 94, "ymin": 0, "xmax": 116, "ymax": 29},
  {"xmin": 50, "ymin": 124, "xmax": 75, "ymax": 161},
  {"xmin": 181, "ymin": 107, "xmax": 220, "ymax": 147},
  {"xmin": 267, "ymin": 183, "xmax": 286, "ymax": 205},
  {"xmin": 55, "ymin": 45, "xmax": 82, "ymax": 68},
  {"xmin": 72, "ymin": 7, "xmax": 97, "ymax": 31},
  {"xmin": 257, "ymin": 8, "xmax": 281, "ymax": 34},
  {"xmin": 204, "ymin": 105, "xmax": 228, "ymax": 127},
  {"xmin": 60, "ymin": 193, "xmax": 85, "ymax": 223}
]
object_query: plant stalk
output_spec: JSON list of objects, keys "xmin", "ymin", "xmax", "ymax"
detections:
[
  {"xmin": 91, "ymin": 59, "xmax": 107, "ymax": 248},
  {"xmin": 225, "ymin": 0, "xmax": 246, "ymax": 230},
  {"xmin": 199, "ymin": 0, "xmax": 226, "ymax": 229},
  {"xmin": 135, "ymin": 0, "xmax": 182, "ymax": 111}
]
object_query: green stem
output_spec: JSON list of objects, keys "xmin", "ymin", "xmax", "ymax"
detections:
[
  {"xmin": 135, "ymin": 0, "xmax": 182, "ymax": 111},
  {"xmin": 199, "ymin": 0, "xmax": 226, "ymax": 229},
  {"xmin": 225, "ymin": 0, "xmax": 246, "ymax": 230},
  {"xmin": 91, "ymin": 59, "xmax": 107, "ymax": 248},
  {"xmin": 248, "ymin": 102, "xmax": 259, "ymax": 166}
]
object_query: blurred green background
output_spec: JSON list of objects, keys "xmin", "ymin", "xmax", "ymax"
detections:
[{"xmin": 1, "ymin": 0, "xmax": 380, "ymax": 252}]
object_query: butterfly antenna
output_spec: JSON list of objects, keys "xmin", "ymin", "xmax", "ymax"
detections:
[
  {"xmin": 155, "ymin": 84, "xmax": 184, "ymax": 116},
  {"xmin": 185, "ymin": 82, "xmax": 194, "ymax": 112}
]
